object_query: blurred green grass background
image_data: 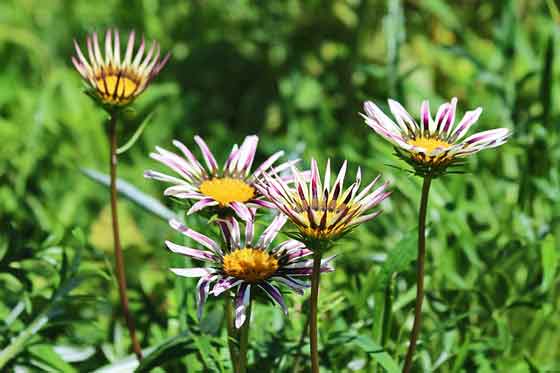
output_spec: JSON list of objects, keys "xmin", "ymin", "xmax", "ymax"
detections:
[{"xmin": 1, "ymin": 0, "xmax": 559, "ymax": 371}]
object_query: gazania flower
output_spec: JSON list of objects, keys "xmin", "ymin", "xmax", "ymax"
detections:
[
  {"xmin": 145, "ymin": 135, "xmax": 296, "ymax": 222},
  {"xmin": 167, "ymin": 214, "xmax": 332, "ymax": 327},
  {"xmin": 257, "ymin": 159, "xmax": 390, "ymax": 247},
  {"xmin": 72, "ymin": 29, "xmax": 169, "ymax": 107},
  {"xmin": 361, "ymin": 98, "xmax": 511, "ymax": 176}
]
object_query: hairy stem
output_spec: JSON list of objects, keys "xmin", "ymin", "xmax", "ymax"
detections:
[
  {"xmin": 309, "ymin": 251, "xmax": 322, "ymax": 373},
  {"xmin": 108, "ymin": 113, "xmax": 143, "ymax": 361},
  {"xmin": 402, "ymin": 175, "xmax": 432, "ymax": 373},
  {"xmin": 237, "ymin": 300, "xmax": 252, "ymax": 373}
]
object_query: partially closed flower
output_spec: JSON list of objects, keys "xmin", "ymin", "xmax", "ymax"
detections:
[
  {"xmin": 72, "ymin": 29, "xmax": 169, "ymax": 108},
  {"xmin": 258, "ymin": 159, "xmax": 390, "ymax": 248}
]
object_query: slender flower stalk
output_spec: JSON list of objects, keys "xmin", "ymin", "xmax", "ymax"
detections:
[
  {"xmin": 308, "ymin": 252, "xmax": 322, "ymax": 373},
  {"xmin": 258, "ymin": 159, "xmax": 390, "ymax": 373},
  {"xmin": 361, "ymin": 98, "xmax": 510, "ymax": 371},
  {"xmin": 402, "ymin": 175, "xmax": 431, "ymax": 373},
  {"xmin": 72, "ymin": 29, "xmax": 169, "ymax": 361},
  {"xmin": 108, "ymin": 113, "xmax": 143, "ymax": 360}
]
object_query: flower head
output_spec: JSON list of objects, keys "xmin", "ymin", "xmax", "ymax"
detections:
[
  {"xmin": 257, "ymin": 159, "xmax": 390, "ymax": 248},
  {"xmin": 145, "ymin": 135, "xmax": 297, "ymax": 222},
  {"xmin": 72, "ymin": 29, "xmax": 169, "ymax": 108},
  {"xmin": 361, "ymin": 98, "xmax": 511, "ymax": 177},
  {"xmin": 167, "ymin": 214, "xmax": 333, "ymax": 327}
]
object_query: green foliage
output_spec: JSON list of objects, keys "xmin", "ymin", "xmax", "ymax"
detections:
[{"xmin": 1, "ymin": 0, "xmax": 559, "ymax": 371}]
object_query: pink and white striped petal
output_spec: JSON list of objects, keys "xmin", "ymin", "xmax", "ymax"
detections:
[
  {"xmin": 170, "ymin": 267, "xmax": 216, "ymax": 278},
  {"xmin": 388, "ymin": 99, "xmax": 419, "ymax": 135},
  {"xmin": 236, "ymin": 135, "xmax": 258, "ymax": 176},
  {"xmin": 165, "ymin": 241, "xmax": 215, "ymax": 262},
  {"xmin": 187, "ymin": 198, "xmax": 219, "ymax": 215},
  {"xmin": 169, "ymin": 219, "xmax": 222, "ymax": 254},
  {"xmin": 235, "ymin": 284, "xmax": 252, "ymax": 328},
  {"xmin": 194, "ymin": 136, "xmax": 219, "ymax": 175},
  {"xmin": 257, "ymin": 214, "xmax": 288, "ymax": 249},
  {"xmin": 229, "ymin": 201, "xmax": 254, "ymax": 223}
]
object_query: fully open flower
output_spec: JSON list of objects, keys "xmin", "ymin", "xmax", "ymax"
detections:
[
  {"xmin": 361, "ymin": 98, "xmax": 511, "ymax": 176},
  {"xmin": 257, "ymin": 159, "xmax": 390, "ymax": 247},
  {"xmin": 72, "ymin": 29, "xmax": 169, "ymax": 107},
  {"xmin": 167, "ymin": 214, "xmax": 332, "ymax": 327},
  {"xmin": 145, "ymin": 135, "xmax": 296, "ymax": 222}
]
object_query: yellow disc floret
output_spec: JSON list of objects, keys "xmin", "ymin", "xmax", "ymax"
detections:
[
  {"xmin": 298, "ymin": 208, "xmax": 354, "ymax": 241},
  {"xmin": 199, "ymin": 177, "xmax": 255, "ymax": 205},
  {"xmin": 223, "ymin": 248, "xmax": 279, "ymax": 282},
  {"xmin": 95, "ymin": 73, "xmax": 139, "ymax": 105},
  {"xmin": 407, "ymin": 137, "xmax": 453, "ymax": 166},
  {"xmin": 408, "ymin": 137, "xmax": 451, "ymax": 153}
]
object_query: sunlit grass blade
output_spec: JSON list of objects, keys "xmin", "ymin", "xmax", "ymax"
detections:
[{"xmin": 81, "ymin": 167, "xmax": 177, "ymax": 221}]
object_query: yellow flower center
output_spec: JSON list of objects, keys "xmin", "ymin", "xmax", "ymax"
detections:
[
  {"xmin": 298, "ymin": 208, "xmax": 353, "ymax": 241},
  {"xmin": 199, "ymin": 177, "xmax": 255, "ymax": 205},
  {"xmin": 223, "ymin": 248, "xmax": 279, "ymax": 282},
  {"xmin": 406, "ymin": 137, "xmax": 454, "ymax": 167},
  {"xmin": 408, "ymin": 137, "xmax": 451, "ymax": 153},
  {"xmin": 95, "ymin": 74, "xmax": 139, "ymax": 105},
  {"xmin": 301, "ymin": 226, "xmax": 340, "ymax": 240}
]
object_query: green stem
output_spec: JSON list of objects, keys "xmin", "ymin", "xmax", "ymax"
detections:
[
  {"xmin": 108, "ymin": 113, "xmax": 143, "ymax": 361},
  {"xmin": 402, "ymin": 175, "xmax": 432, "ymax": 373},
  {"xmin": 309, "ymin": 251, "xmax": 322, "ymax": 373},
  {"xmin": 225, "ymin": 295, "xmax": 238, "ymax": 373},
  {"xmin": 237, "ymin": 300, "xmax": 252, "ymax": 373}
]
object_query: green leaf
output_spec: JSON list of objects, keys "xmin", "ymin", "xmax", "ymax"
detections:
[
  {"xmin": 117, "ymin": 111, "xmax": 154, "ymax": 154},
  {"xmin": 375, "ymin": 229, "xmax": 417, "ymax": 290},
  {"xmin": 383, "ymin": 0, "xmax": 405, "ymax": 98},
  {"xmin": 540, "ymin": 34, "xmax": 554, "ymax": 128},
  {"xmin": 524, "ymin": 354, "xmax": 541, "ymax": 373},
  {"xmin": 0, "ymin": 314, "xmax": 49, "ymax": 369},
  {"xmin": 0, "ymin": 242, "xmax": 7, "ymax": 262},
  {"xmin": 1, "ymin": 267, "xmax": 32, "ymax": 291},
  {"xmin": 28, "ymin": 344, "xmax": 77, "ymax": 373},
  {"xmin": 540, "ymin": 234, "xmax": 558, "ymax": 292},
  {"xmin": 71, "ymin": 228, "xmax": 86, "ymax": 247},
  {"xmin": 417, "ymin": 0, "xmax": 461, "ymax": 30},
  {"xmin": 135, "ymin": 333, "xmax": 196, "ymax": 372},
  {"xmin": 192, "ymin": 336, "xmax": 221, "ymax": 372},
  {"xmin": 547, "ymin": 0, "xmax": 560, "ymax": 23},
  {"xmin": 348, "ymin": 334, "xmax": 400, "ymax": 373}
]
